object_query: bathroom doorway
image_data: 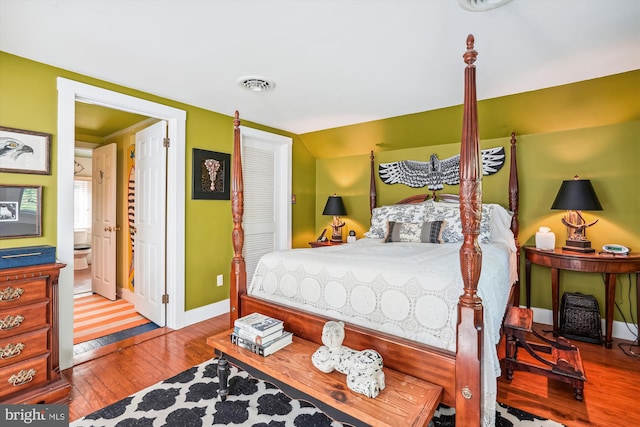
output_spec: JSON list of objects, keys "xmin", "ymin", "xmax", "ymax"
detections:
[
  {"xmin": 73, "ymin": 143, "xmax": 94, "ymax": 296},
  {"xmin": 71, "ymin": 105, "xmax": 161, "ymax": 353},
  {"xmin": 57, "ymin": 77, "xmax": 187, "ymax": 370}
]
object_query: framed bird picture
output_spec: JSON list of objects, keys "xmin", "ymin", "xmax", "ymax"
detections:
[{"xmin": 0, "ymin": 126, "xmax": 52, "ymax": 175}]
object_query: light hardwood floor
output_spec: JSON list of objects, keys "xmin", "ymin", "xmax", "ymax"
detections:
[{"xmin": 64, "ymin": 315, "xmax": 639, "ymax": 426}]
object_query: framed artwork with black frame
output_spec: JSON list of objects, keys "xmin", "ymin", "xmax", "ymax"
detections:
[
  {"xmin": 0, "ymin": 185, "xmax": 42, "ymax": 239},
  {"xmin": 192, "ymin": 148, "xmax": 231, "ymax": 200},
  {"xmin": 0, "ymin": 126, "xmax": 52, "ymax": 175}
]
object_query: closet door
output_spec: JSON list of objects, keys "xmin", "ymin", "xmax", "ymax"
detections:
[{"xmin": 240, "ymin": 127, "xmax": 292, "ymax": 285}]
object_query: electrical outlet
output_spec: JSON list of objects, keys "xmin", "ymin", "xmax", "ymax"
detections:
[{"xmin": 217, "ymin": 274, "xmax": 224, "ymax": 287}]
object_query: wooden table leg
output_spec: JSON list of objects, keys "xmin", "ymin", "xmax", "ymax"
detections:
[
  {"xmin": 217, "ymin": 357, "xmax": 230, "ymax": 401},
  {"xmin": 525, "ymin": 258, "xmax": 532, "ymax": 309},
  {"xmin": 636, "ymin": 273, "xmax": 639, "ymax": 344},
  {"xmin": 604, "ymin": 273, "xmax": 617, "ymax": 349},
  {"xmin": 551, "ymin": 267, "xmax": 560, "ymax": 336}
]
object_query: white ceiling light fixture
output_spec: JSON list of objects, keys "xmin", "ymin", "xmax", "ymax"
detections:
[
  {"xmin": 458, "ymin": 0, "xmax": 513, "ymax": 11},
  {"xmin": 238, "ymin": 76, "xmax": 276, "ymax": 92}
]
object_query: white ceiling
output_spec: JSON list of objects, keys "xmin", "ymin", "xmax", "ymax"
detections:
[{"xmin": 1, "ymin": 0, "xmax": 638, "ymax": 135}]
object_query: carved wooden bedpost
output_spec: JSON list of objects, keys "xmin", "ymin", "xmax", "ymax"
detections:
[
  {"xmin": 509, "ymin": 132, "xmax": 521, "ymax": 305},
  {"xmin": 456, "ymin": 34, "xmax": 483, "ymax": 426},
  {"xmin": 230, "ymin": 111, "xmax": 246, "ymax": 326},
  {"xmin": 369, "ymin": 150, "xmax": 377, "ymax": 215}
]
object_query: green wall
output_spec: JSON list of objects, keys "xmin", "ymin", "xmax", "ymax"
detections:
[
  {"xmin": 0, "ymin": 51, "xmax": 315, "ymax": 311},
  {"xmin": 301, "ymin": 70, "xmax": 640, "ymax": 158},
  {"xmin": 309, "ymin": 71, "xmax": 640, "ymax": 324}
]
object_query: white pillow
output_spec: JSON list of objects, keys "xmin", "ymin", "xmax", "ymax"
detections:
[
  {"xmin": 425, "ymin": 201, "xmax": 493, "ymax": 244},
  {"xmin": 488, "ymin": 203, "xmax": 516, "ymax": 250},
  {"xmin": 364, "ymin": 203, "xmax": 429, "ymax": 239}
]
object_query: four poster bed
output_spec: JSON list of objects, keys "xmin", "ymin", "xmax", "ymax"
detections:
[{"xmin": 229, "ymin": 35, "xmax": 520, "ymax": 426}]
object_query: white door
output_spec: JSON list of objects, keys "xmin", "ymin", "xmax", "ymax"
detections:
[
  {"xmin": 134, "ymin": 121, "xmax": 167, "ymax": 326},
  {"xmin": 240, "ymin": 127, "xmax": 292, "ymax": 284},
  {"xmin": 91, "ymin": 143, "xmax": 117, "ymax": 300}
]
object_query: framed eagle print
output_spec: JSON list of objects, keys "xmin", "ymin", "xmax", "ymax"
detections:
[{"xmin": 0, "ymin": 126, "xmax": 52, "ymax": 175}]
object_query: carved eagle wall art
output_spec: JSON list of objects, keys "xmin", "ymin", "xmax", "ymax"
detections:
[{"xmin": 378, "ymin": 146, "xmax": 505, "ymax": 190}]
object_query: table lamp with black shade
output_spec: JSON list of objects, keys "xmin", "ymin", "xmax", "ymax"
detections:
[
  {"xmin": 551, "ymin": 176, "xmax": 602, "ymax": 253},
  {"xmin": 322, "ymin": 194, "xmax": 347, "ymax": 243}
]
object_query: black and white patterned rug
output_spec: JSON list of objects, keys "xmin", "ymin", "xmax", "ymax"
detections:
[{"xmin": 70, "ymin": 359, "xmax": 564, "ymax": 427}]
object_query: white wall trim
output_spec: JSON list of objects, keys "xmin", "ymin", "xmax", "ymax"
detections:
[
  {"xmin": 57, "ymin": 77, "xmax": 186, "ymax": 370},
  {"xmin": 239, "ymin": 126, "xmax": 293, "ymax": 249},
  {"xmin": 184, "ymin": 299, "xmax": 231, "ymax": 326},
  {"xmin": 528, "ymin": 306, "xmax": 638, "ymax": 342}
]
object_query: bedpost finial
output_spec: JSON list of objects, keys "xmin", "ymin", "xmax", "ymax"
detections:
[
  {"xmin": 235, "ymin": 110, "xmax": 239, "ymax": 119},
  {"xmin": 466, "ymin": 34, "xmax": 474, "ymax": 49},
  {"xmin": 464, "ymin": 34, "xmax": 477, "ymax": 65}
]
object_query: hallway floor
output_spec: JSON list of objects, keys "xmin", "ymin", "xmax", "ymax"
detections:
[{"xmin": 72, "ymin": 265, "xmax": 163, "ymax": 358}]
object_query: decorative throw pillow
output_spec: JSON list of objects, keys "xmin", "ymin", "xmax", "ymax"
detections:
[
  {"xmin": 364, "ymin": 203, "xmax": 429, "ymax": 239},
  {"xmin": 384, "ymin": 220, "xmax": 446, "ymax": 243},
  {"xmin": 425, "ymin": 202, "xmax": 493, "ymax": 244}
]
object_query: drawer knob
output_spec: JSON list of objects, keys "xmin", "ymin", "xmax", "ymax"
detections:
[
  {"xmin": 8, "ymin": 368, "xmax": 37, "ymax": 387},
  {"xmin": 0, "ymin": 342, "xmax": 25, "ymax": 359},
  {"xmin": 0, "ymin": 286, "xmax": 25, "ymax": 302},
  {"xmin": 0, "ymin": 314, "xmax": 25, "ymax": 330}
]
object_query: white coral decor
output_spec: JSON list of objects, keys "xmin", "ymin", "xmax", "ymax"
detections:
[{"xmin": 311, "ymin": 320, "xmax": 386, "ymax": 398}]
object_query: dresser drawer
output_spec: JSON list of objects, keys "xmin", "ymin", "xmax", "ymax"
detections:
[
  {"xmin": 0, "ymin": 276, "xmax": 47, "ymax": 309},
  {"xmin": 0, "ymin": 327, "xmax": 49, "ymax": 368},
  {"xmin": 0, "ymin": 301, "xmax": 49, "ymax": 339},
  {"xmin": 0, "ymin": 354, "xmax": 48, "ymax": 399}
]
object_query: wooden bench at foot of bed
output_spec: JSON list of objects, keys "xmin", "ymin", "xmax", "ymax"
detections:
[
  {"xmin": 240, "ymin": 295, "xmax": 458, "ymax": 407},
  {"xmin": 208, "ymin": 329, "xmax": 443, "ymax": 427}
]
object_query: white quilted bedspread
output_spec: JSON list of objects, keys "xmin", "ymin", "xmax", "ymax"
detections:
[{"xmin": 249, "ymin": 238, "xmax": 514, "ymax": 353}]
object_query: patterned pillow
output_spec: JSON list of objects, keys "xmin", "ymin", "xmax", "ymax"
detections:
[
  {"xmin": 364, "ymin": 203, "xmax": 429, "ymax": 239},
  {"xmin": 425, "ymin": 202, "xmax": 493, "ymax": 244},
  {"xmin": 384, "ymin": 221, "xmax": 446, "ymax": 243}
]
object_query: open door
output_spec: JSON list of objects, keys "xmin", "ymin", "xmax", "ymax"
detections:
[
  {"xmin": 133, "ymin": 120, "xmax": 167, "ymax": 326},
  {"xmin": 91, "ymin": 143, "xmax": 117, "ymax": 300}
]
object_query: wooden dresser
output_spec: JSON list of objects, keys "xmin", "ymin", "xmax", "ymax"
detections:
[{"xmin": 0, "ymin": 263, "xmax": 71, "ymax": 404}]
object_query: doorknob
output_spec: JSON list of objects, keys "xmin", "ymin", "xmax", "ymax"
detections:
[{"xmin": 104, "ymin": 226, "xmax": 121, "ymax": 232}]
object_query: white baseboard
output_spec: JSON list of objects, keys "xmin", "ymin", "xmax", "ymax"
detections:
[
  {"xmin": 183, "ymin": 298, "xmax": 230, "ymax": 327},
  {"xmin": 119, "ymin": 287, "xmax": 134, "ymax": 304},
  {"xmin": 529, "ymin": 306, "xmax": 638, "ymax": 342},
  {"xmin": 118, "ymin": 289, "xmax": 229, "ymax": 329}
]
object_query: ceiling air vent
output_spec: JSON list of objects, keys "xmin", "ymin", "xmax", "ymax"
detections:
[
  {"xmin": 238, "ymin": 76, "xmax": 276, "ymax": 92},
  {"xmin": 458, "ymin": 0, "xmax": 513, "ymax": 11}
]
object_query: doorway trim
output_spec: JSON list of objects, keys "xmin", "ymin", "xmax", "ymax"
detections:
[{"xmin": 57, "ymin": 78, "xmax": 186, "ymax": 370}]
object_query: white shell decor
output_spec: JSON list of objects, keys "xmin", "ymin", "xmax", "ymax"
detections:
[
  {"xmin": 535, "ymin": 227, "xmax": 555, "ymax": 250},
  {"xmin": 311, "ymin": 320, "xmax": 386, "ymax": 398}
]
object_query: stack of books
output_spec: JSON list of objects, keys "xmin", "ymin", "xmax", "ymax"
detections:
[{"xmin": 232, "ymin": 312, "xmax": 293, "ymax": 357}]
